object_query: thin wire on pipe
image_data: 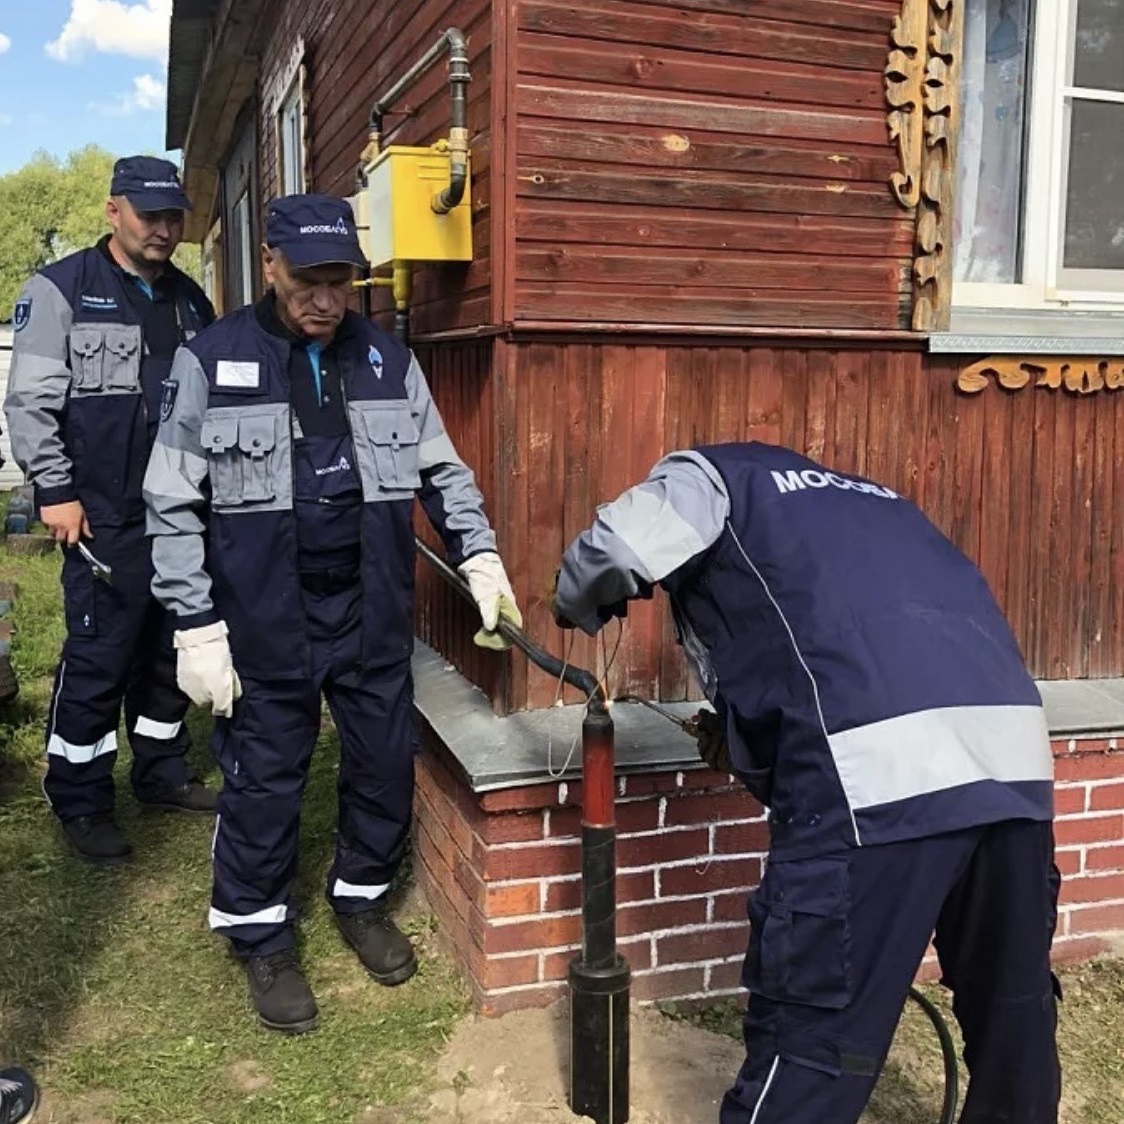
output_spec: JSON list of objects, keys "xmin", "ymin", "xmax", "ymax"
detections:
[{"xmin": 546, "ymin": 620, "xmax": 625, "ymax": 780}]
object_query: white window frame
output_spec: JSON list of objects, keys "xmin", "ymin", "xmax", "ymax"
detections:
[
  {"xmin": 955, "ymin": 0, "xmax": 1124, "ymax": 312},
  {"xmin": 232, "ymin": 191, "xmax": 254, "ymax": 308},
  {"xmin": 278, "ymin": 74, "xmax": 306, "ymax": 196}
]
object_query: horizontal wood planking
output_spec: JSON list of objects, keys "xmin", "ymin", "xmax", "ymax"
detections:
[
  {"xmin": 519, "ymin": 32, "xmax": 887, "ymax": 113},
  {"xmin": 512, "ymin": 0, "xmax": 915, "ymax": 330},
  {"xmin": 478, "ymin": 341, "xmax": 1123, "ymax": 710},
  {"xmin": 257, "ymin": 0, "xmax": 495, "ymax": 334},
  {"xmin": 519, "ymin": 0, "xmax": 893, "ymax": 74},
  {"xmin": 519, "ymin": 121, "xmax": 899, "ymax": 184}
]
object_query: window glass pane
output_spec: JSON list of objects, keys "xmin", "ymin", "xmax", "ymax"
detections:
[
  {"xmin": 1074, "ymin": 0, "xmax": 1124, "ymax": 92},
  {"xmin": 954, "ymin": 0, "xmax": 1033, "ymax": 284},
  {"xmin": 280, "ymin": 90, "xmax": 302, "ymax": 194},
  {"xmin": 231, "ymin": 193, "xmax": 253, "ymax": 308},
  {"xmin": 1063, "ymin": 99, "xmax": 1124, "ymax": 269}
]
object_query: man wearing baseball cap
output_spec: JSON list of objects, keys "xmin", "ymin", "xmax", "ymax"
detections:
[
  {"xmin": 4, "ymin": 156, "xmax": 217, "ymax": 865},
  {"xmin": 143, "ymin": 194, "xmax": 521, "ymax": 1033}
]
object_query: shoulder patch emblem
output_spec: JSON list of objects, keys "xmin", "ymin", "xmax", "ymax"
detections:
[
  {"xmin": 13, "ymin": 300, "xmax": 31, "ymax": 332},
  {"xmin": 160, "ymin": 378, "xmax": 179, "ymax": 423},
  {"xmin": 368, "ymin": 345, "xmax": 383, "ymax": 379}
]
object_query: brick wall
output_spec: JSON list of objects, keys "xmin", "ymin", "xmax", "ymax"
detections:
[{"xmin": 413, "ymin": 733, "xmax": 1124, "ymax": 1016}]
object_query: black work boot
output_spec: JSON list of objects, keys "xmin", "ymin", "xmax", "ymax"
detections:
[
  {"xmin": 0, "ymin": 1066, "xmax": 38, "ymax": 1124},
  {"xmin": 60, "ymin": 814, "xmax": 133, "ymax": 866},
  {"xmin": 136, "ymin": 779, "xmax": 218, "ymax": 814},
  {"xmin": 336, "ymin": 905, "xmax": 418, "ymax": 986},
  {"xmin": 245, "ymin": 950, "xmax": 319, "ymax": 1034}
]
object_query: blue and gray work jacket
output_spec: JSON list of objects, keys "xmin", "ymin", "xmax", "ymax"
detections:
[
  {"xmin": 5, "ymin": 240, "xmax": 213, "ymax": 526},
  {"xmin": 143, "ymin": 304, "xmax": 496, "ymax": 679},
  {"xmin": 556, "ymin": 442, "xmax": 1054, "ymax": 860}
]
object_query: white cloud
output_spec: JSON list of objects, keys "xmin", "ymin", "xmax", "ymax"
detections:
[
  {"xmin": 90, "ymin": 72, "xmax": 166, "ymax": 116},
  {"xmin": 0, "ymin": 33, "xmax": 11, "ymax": 55},
  {"xmin": 47, "ymin": 0, "xmax": 172, "ymax": 64}
]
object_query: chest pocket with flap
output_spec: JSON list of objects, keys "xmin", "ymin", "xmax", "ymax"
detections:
[
  {"xmin": 201, "ymin": 407, "xmax": 286, "ymax": 511},
  {"xmin": 349, "ymin": 400, "xmax": 422, "ymax": 501},
  {"xmin": 69, "ymin": 324, "xmax": 142, "ymax": 394}
]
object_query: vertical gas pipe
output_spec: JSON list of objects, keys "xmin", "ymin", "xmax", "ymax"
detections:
[
  {"xmin": 408, "ymin": 540, "xmax": 631, "ymax": 1124},
  {"xmin": 569, "ymin": 696, "xmax": 631, "ymax": 1124}
]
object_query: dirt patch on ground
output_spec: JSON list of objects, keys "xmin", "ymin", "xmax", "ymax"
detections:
[
  {"xmin": 227, "ymin": 1058, "xmax": 272, "ymax": 1094},
  {"xmin": 423, "ymin": 1002, "xmax": 742, "ymax": 1123},
  {"xmin": 36, "ymin": 1087, "xmax": 118, "ymax": 1124}
]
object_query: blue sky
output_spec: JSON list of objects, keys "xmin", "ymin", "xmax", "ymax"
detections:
[{"xmin": 0, "ymin": 1, "xmax": 176, "ymax": 175}]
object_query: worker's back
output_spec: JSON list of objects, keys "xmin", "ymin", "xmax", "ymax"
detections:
[{"xmin": 673, "ymin": 441, "xmax": 1054, "ymax": 859}]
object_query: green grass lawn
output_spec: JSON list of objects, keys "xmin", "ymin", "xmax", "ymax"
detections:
[
  {"xmin": 1, "ymin": 537, "xmax": 1122, "ymax": 1123},
  {"xmin": 678, "ymin": 958, "xmax": 1124, "ymax": 1124},
  {"xmin": 0, "ymin": 544, "xmax": 469, "ymax": 1123}
]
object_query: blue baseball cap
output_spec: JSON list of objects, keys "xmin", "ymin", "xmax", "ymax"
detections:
[
  {"xmin": 110, "ymin": 156, "xmax": 193, "ymax": 212},
  {"xmin": 265, "ymin": 194, "xmax": 367, "ymax": 269}
]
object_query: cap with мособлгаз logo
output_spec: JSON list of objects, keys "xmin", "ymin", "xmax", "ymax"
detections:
[
  {"xmin": 110, "ymin": 156, "xmax": 193, "ymax": 212},
  {"xmin": 265, "ymin": 194, "xmax": 368, "ymax": 269}
]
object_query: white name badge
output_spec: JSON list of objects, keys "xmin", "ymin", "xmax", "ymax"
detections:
[{"xmin": 216, "ymin": 361, "xmax": 260, "ymax": 389}]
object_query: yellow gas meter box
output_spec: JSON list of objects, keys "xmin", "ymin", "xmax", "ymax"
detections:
[{"xmin": 358, "ymin": 142, "xmax": 473, "ymax": 268}]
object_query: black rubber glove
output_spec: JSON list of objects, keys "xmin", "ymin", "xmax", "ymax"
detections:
[
  {"xmin": 694, "ymin": 709, "xmax": 731, "ymax": 773},
  {"xmin": 550, "ymin": 571, "xmax": 577, "ymax": 630}
]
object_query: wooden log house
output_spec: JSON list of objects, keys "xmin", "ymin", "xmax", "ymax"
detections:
[{"xmin": 168, "ymin": 0, "xmax": 1124, "ymax": 1012}]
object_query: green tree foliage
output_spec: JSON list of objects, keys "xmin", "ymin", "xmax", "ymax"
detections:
[
  {"xmin": 0, "ymin": 146, "xmax": 203, "ymax": 320},
  {"xmin": 0, "ymin": 146, "xmax": 115, "ymax": 319}
]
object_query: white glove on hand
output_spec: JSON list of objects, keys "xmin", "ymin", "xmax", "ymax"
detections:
[
  {"xmin": 173, "ymin": 621, "xmax": 243, "ymax": 717},
  {"xmin": 457, "ymin": 551, "xmax": 523, "ymax": 650}
]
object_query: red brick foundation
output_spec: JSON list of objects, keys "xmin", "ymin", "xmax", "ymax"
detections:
[{"xmin": 413, "ymin": 732, "xmax": 1124, "ymax": 1016}]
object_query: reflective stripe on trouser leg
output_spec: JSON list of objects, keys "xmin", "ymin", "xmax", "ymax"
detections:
[
  {"xmin": 323, "ymin": 657, "xmax": 416, "ymax": 916},
  {"xmin": 125, "ymin": 595, "xmax": 193, "ymax": 798},
  {"xmin": 209, "ymin": 675, "xmax": 323, "ymax": 959},
  {"xmin": 44, "ymin": 538, "xmax": 144, "ymax": 820}
]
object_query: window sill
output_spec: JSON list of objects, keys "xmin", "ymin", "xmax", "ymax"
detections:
[{"xmin": 931, "ymin": 308, "xmax": 1124, "ymax": 355}]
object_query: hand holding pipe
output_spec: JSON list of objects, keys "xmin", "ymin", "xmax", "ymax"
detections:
[{"xmin": 413, "ymin": 538, "xmax": 604, "ymax": 704}]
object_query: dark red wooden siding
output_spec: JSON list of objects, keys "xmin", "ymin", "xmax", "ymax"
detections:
[
  {"xmin": 511, "ymin": 0, "xmax": 913, "ymax": 329},
  {"xmin": 433, "ymin": 341, "xmax": 1122, "ymax": 711},
  {"xmin": 258, "ymin": 0, "xmax": 495, "ymax": 334}
]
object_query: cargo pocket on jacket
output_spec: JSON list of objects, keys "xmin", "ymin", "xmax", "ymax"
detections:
[
  {"xmin": 349, "ymin": 401, "xmax": 421, "ymax": 500},
  {"xmin": 744, "ymin": 854, "xmax": 852, "ymax": 1010},
  {"xmin": 68, "ymin": 326, "xmax": 106, "ymax": 392},
  {"xmin": 201, "ymin": 414, "xmax": 244, "ymax": 508},
  {"xmin": 103, "ymin": 325, "xmax": 142, "ymax": 392},
  {"xmin": 236, "ymin": 413, "xmax": 277, "ymax": 503}
]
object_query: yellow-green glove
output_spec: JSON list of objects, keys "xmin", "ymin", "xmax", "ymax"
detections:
[
  {"xmin": 473, "ymin": 593, "xmax": 523, "ymax": 651},
  {"xmin": 458, "ymin": 552, "xmax": 523, "ymax": 651}
]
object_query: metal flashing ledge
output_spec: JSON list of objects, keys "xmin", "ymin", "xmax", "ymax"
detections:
[
  {"xmin": 931, "ymin": 308, "xmax": 1124, "ymax": 355},
  {"xmin": 411, "ymin": 643, "xmax": 700, "ymax": 792},
  {"xmin": 412, "ymin": 644, "xmax": 1124, "ymax": 794}
]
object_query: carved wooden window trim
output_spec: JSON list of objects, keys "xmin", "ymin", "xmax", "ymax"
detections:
[
  {"xmin": 886, "ymin": 1, "xmax": 965, "ymax": 333},
  {"xmin": 956, "ymin": 355, "xmax": 1124, "ymax": 395}
]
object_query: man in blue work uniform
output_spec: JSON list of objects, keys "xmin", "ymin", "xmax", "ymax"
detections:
[
  {"xmin": 553, "ymin": 443, "xmax": 1060, "ymax": 1124},
  {"xmin": 5, "ymin": 156, "xmax": 217, "ymax": 865},
  {"xmin": 143, "ymin": 194, "xmax": 521, "ymax": 1034}
]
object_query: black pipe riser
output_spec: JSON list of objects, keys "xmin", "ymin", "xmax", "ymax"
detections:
[
  {"xmin": 581, "ymin": 824, "xmax": 618, "ymax": 970},
  {"xmin": 569, "ymin": 955, "xmax": 631, "ymax": 1124}
]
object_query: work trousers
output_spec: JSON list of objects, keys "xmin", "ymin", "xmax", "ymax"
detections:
[
  {"xmin": 208, "ymin": 580, "xmax": 416, "ymax": 958},
  {"xmin": 44, "ymin": 522, "xmax": 192, "ymax": 820},
  {"xmin": 721, "ymin": 819, "xmax": 1061, "ymax": 1124}
]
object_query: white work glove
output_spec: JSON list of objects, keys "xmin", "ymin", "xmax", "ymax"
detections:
[
  {"xmin": 457, "ymin": 551, "xmax": 523, "ymax": 651},
  {"xmin": 173, "ymin": 621, "xmax": 243, "ymax": 717}
]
